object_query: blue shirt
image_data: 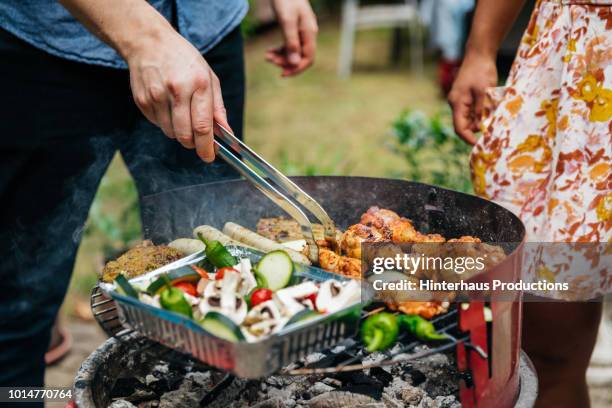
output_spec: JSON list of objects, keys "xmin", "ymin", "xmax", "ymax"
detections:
[{"xmin": 0, "ymin": 0, "xmax": 248, "ymax": 69}]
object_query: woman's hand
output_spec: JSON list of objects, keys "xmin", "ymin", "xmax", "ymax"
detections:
[
  {"xmin": 266, "ymin": 0, "xmax": 318, "ymax": 77},
  {"xmin": 126, "ymin": 30, "xmax": 230, "ymax": 162},
  {"xmin": 448, "ymin": 51, "xmax": 498, "ymax": 145}
]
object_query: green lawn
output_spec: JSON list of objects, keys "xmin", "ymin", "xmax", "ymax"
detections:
[{"xmin": 64, "ymin": 22, "xmax": 451, "ymax": 314}]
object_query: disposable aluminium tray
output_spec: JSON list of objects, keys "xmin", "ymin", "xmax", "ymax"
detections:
[{"xmin": 100, "ymin": 247, "xmax": 367, "ymax": 379}]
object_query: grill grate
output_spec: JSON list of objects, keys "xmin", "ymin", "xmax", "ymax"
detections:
[{"xmin": 92, "ymin": 285, "xmax": 486, "ymax": 377}]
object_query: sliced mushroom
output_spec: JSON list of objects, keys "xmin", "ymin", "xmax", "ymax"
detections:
[
  {"xmin": 275, "ymin": 281, "xmax": 319, "ymax": 316},
  {"xmin": 199, "ymin": 269, "xmax": 247, "ymax": 324},
  {"xmin": 316, "ymin": 280, "xmax": 361, "ymax": 313},
  {"xmin": 242, "ymin": 300, "xmax": 287, "ymax": 338},
  {"xmin": 237, "ymin": 258, "xmax": 257, "ymax": 295}
]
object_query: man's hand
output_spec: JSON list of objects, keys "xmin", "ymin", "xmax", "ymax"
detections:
[
  {"xmin": 447, "ymin": 52, "xmax": 498, "ymax": 145},
  {"xmin": 126, "ymin": 31, "xmax": 229, "ymax": 162},
  {"xmin": 59, "ymin": 0, "xmax": 230, "ymax": 162},
  {"xmin": 266, "ymin": 0, "xmax": 318, "ymax": 77}
]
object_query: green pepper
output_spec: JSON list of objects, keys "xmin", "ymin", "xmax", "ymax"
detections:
[
  {"xmin": 159, "ymin": 275, "xmax": 193, "ymax": 318},
  {"xmin": 197, "ymin": 233, "xmax": 237, "ymax": 268},
  {"xmin": 361, "ymin": 312, "xmax": 399, "ymax": 352},
  {"xmin": 398, "ymin": 314, "xmax": 449, "ymax": 341}
]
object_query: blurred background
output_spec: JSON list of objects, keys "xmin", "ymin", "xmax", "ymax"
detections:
[{"xmin": 47, "ymin": 1, "xmax": 611, "ymax": 405}]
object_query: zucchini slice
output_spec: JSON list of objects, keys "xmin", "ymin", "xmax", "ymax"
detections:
[
  {"xmin": 255, "ymin": 250, "xmax": 294, "ymax": 291},
  {"xmin": 287, "ymin": 309, "xmax": 320, "ymax": 326},
  {"xmin": 200, "ymin": 311, "xmax": 245, "ymax": 342},
  {"xmin": 115, "ymin": 274, "xmax": 139, "ymax": 298}
]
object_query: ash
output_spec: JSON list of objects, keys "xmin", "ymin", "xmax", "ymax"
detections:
[{"xmin": 108, "ymin": 344, "xmax": 459, "ymax": 408}]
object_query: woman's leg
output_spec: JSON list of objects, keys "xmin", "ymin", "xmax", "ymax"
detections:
[{"xmin": 523, "ymin": 301, "xmax": 602, "ymax": 408}]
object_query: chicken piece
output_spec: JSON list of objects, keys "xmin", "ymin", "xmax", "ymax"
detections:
[
  {"xmin": 360, "ymin": 206, "xmax": 401, "ymax": 228},
  {"xmin": 359, "ymin": 206, "xmax": 422, "ymax": 243},
  {"xmin": 386, "ymin": 301, "xmax": 449, "ymax": 319},
  {"xmin": 318, "ymin": 248, "xmax": 362, "ymax": 279},
  {"xmin": 448, "ymin": 236, "xmax": 481, "ymax": 243},
  {"xmin": 102, "ymin": 241, "xmax": 183, "ymax": 282},
  {"xmin": 415, "ymin": 233, "xmax": 446, "ymax": 243},
  {"xmin": 341, "ymin": 223, "xmax": 390, "ymax": 259}
]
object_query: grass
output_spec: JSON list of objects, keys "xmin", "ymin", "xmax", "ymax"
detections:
[{"xmin": 63, "ymin": 21, "xmax": 450, "ymax": 314}]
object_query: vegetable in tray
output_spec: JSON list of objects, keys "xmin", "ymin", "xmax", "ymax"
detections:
[{"xmin": 110, "ymin": 240, "xmax": 362, "ymax": 343}]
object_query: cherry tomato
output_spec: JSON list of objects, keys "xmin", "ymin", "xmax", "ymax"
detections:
[
  {"xmin": 172, "ymin": 281, "xmax": 197, "ymax": 297},
  {"xmin": 215, "ymin": 267, "xmax": 238, "ymax": 280},
  {"xmin": 250, "ymin": 288, "xmax": 273, "ymax": 307},
  {"xmin": 191, "ymin": 265, "xmax": 209, "ymax": 279},
  {"xmin": 304, "ymin": 293, "xmax": 317, "ymax": 309}
]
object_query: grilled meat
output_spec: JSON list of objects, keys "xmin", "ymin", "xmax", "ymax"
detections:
[
  {"xmin": 256, "ymin": 217, "xmax": 342, "ymax": 243},
  {"xmin": 341, "ymin": 223, "xmax": 390, "ymax": 259},
  {"xmin": 386, "ymin": 301, "xmax": 449, "ymax": 319},
  {"xmin": 318, "ymin": 248, "xmax": 362, "ymax": 279},
  {"xmin": 102, "ymin": 241, "xmax": 183, "ymax": 282}
]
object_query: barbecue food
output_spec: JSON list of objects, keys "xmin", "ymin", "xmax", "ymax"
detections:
[
  {"xmin": 318, "ymin": 248, "xmax": 362, "ymax": 279},
  {"xmin": 223, "ymin": 222, "xmax": 311, "ymax": 265},
  {"xmin": 386, "ymin": 301, "xmax": 449, "ymax": 319},
  {"xmin": 257, "ymin": 217, "xmax": 342, "ymax": 243},
  {"xmin": 102, "ymin": 241, "xmax": 183, "ymax": 282}
]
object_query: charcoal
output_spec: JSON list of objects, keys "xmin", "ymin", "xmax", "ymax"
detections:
[
  {"xmin": 399, "ymin": 385, "xmax": 425, "ymax": 405},
  {"xmin": 434, "ymin": 395, "xmax": 462, "ymax": 408},
  {"xmin": 309, "ymin": 351, "xmax": 356, "ymax": 369},
  {"xmin": 111, "ymin": 378, "xmax": 145, "ymax": 399},
  {"xmin": 338, "ymin": 383, "xmax": 383, "ymax": 400},
  {"xmin": 137, "ymin": 401, "xmax": 159, "ymax": 408},
  {"xmin": 306, "ymin": 391, "xmax": 384, "ymax": 408},
  {"xmin": 109, "ymin": 400, "xmax": 137, "ymax": 408},
  {"xmin": 370, "ymin": 367, "xmax": 394, "ymax": 385},
  {"xmin": 409, "ymin": 369, "xmax": 427, "ymax": 386},
  {"xmin": 308, "ymin": 382, "xmax": 335, "ymax": 396},
  {"xmin": 321, "ymin": 378, "xmax": 342, "ymax": 388},
  {"xmin": 158, "ymin": 389, "xmax": 200, "ymax": 408},
  {"xmin": 251, "ymin": 397, "xmax": 286, "ymax": 408}
]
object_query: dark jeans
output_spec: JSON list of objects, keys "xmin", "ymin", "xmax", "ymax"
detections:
[{"xmin": 0, "ymin": 27, "xmax": 244, "ymax": 391}]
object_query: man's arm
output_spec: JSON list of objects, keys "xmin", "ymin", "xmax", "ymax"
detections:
[
  {"xmin": 59, "ymin": 0, "xmax": 229, "ymax": 162},
  {"xmin": 448, "ymin": 0, "xmax": 526, "ymax": 144}
]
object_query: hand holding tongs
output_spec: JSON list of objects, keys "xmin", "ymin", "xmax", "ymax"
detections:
[{"xmin": 213, "ymin": 122, "xmax": 339, "ymax": 264}]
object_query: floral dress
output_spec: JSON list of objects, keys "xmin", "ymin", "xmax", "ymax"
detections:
[{"xmin": 470, "ymin": 0, "xmax": 611, "ymax": 298}]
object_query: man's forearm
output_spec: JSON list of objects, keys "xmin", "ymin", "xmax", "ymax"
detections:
[
  {"xmin": 58, "ymin": 0, "xmax": 174, "ymax": 60},
  {"xmin": 465, "ymin": 0, "xmax": 526, "ymax": 58}
]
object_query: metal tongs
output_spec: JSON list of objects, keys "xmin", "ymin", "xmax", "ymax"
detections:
[{"xmin": 213, "ymin": 122, "xmax": 339, "ymax": 263}]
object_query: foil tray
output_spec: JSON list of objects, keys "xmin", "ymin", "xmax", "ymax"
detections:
[{"xmin": 99, "ymin": 246, "xmax": 367, "ymax": 379}]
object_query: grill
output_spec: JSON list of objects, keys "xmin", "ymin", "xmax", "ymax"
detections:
[{"xmin": 80, "ymin": 176, "xmax": 532, "ymax": 407}]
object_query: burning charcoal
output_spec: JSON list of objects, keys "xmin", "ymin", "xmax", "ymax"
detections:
[
  {"xmin": 370, "ymin": 367, "xmax": 394, "ymax": 386},
  {"xmin": 307, "ymin": 382, "xmax": 335, "ymax": 396},
  {"xmin": 306, "ymin": 391, "xmax": 384, "ymax": 408},
  {"xmin": 109, "ymin": 400, "xmax": 137, "ymax": 408}
]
